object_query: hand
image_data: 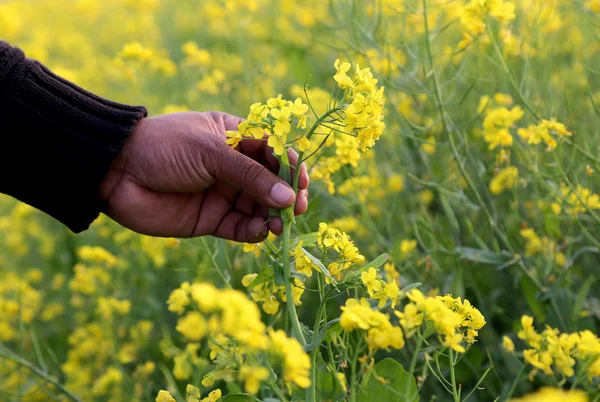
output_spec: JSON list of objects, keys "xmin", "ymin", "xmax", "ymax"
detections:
[{"xmin": 99, "ymin": 112, "xmax": 309, "ymax": 242}]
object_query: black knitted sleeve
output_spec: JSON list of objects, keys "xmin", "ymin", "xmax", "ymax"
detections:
[{"xmin": 0, "ymin": 41, "xmax": 148, "ymax": 233}]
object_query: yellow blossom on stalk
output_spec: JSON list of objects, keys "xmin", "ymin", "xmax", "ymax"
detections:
[
  {"xmin": 400, "ymin": 239, "xmax": 417, "ymax": 256},
  {"xmin": 489, "ymin": 166, "xmax": 518, "ymax": 195},
  {"xmin": 372, "ymin": 280, "xmax": 401, "ymax": 308},
  {"xmin": 155, "ymin": 390, "xmax": 176, "ymax": 402},
  {"xmin": 224, "ymin": 95, "xmax": 308, "ymax": 156},
  {"xmin": 340, "ymin": 298, "xmax": 405, "ymax": 351},
  {"xmin": 332, "ymin": 60, "xmax": 386, "ymax": 151},
  {"xmin": 481, "ymin": 105, "xmax": 524, "ymax": 149},
  {"xmin": 503, "ymin": 335, "xmax": 515, "ymax": 352},
  {"xmin": 384, "ymin": 262, "xmax": 400, "ymax": 281},
  {"xmin": 239, "ymin": 365, "xmax": 269, "ymax": 394},
  {"xmin": 517, "ymin": 119, "xmax": 572, "ymax": 151},
  {"xmin": 512, "ymin": 315, "xmax": 600, "ymax": 380},
  {"xmin": 509, "ymin": 387, "xmax": 588, "ymax": 402},
  {"xmin": 395, "ymin": 289, "xmax": 485, "ymax": 353},
  {"xmin": 202, "ymin": 389, "xmax": 222, "ymax": 402},
  {"xmin": 334, "ymin": 59, "xmax": 353, "ymax": 88},
  {"xmin": 293, "ymin": 241, "xmax": 316, "ymax": 277},
  {"xmin": 176, "ymin": 311, "xmax": 207, "ymax": 341},
  {"xmin": 361, "ymin": 268, "xmax": 383, "ymax": 295},
  {"xmin": 555, "ymin": 184, "xmax": 600, "ymax": 215},
  {"xmin": 268, "ymin": 329, "xmax": 311, "ymax": 388},
  {"xmin": 298, "ymin": 136, "xmax": 311, "ymax": 151}
]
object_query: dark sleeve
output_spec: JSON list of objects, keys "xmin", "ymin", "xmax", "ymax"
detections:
[{"xmin": 0, "ymin": 41, "xmax": 147, "ymax": 233}]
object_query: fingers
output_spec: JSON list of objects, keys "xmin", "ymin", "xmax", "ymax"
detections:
[
  {"xmin": 207, "ymin": 141, "xmax": 297, "ymax": 209},
  {"xmin": 213, "ymin": 211, "xmax": 269, "ymax": 243}
]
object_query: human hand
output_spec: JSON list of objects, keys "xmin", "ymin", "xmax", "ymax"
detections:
[{"xmin": 99, "ymin": 112, "xmax": 309, "ymax": 242}]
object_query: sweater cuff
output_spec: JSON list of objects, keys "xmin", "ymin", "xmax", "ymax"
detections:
[{"xmin": 0, "ymin": 43, "xmax": 147, "ymax": 233}]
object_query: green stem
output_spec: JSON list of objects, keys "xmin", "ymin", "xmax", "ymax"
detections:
[
  {"xmin": 409, "ymin": 333, "xmax": 424, "ymax": 374},
  {"xmin": 282, "ymin": 218, "xmax": 306, "ymax": 346},
  {"xmin": 0, "ymin": 345, "xmax": 82, "ymax": 402},
  {"xmin": 306, "ymin": 277, "xmax": 328, "ymax": 402},
  {"xmin": 449, "ymin": 349, "xmax": 460, "ymax": 402},
  {"xmin": 505, "ymin": 363, "xmax": 526, "ymax": 400},
  {"xmin": 422, "ymin": 0, "xmax": 545, "ymax": 292},
  {"xmin": 293, "ymin": 107, "xmax": 342, "ymax": 192}
]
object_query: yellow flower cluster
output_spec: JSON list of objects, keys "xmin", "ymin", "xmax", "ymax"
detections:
[
  {"xmin": 458, "ymin": 0, "xmax": 516, "ymax": 48},
  {"xmin": 340, "ymin": 298, "xmax": 405, "ymax": 351},
  {"xmin": 554, "ymin": 184, "xmax": 600, "ymax": 216},
  {"xmin": 226, "ymin": 95, "xmax": 309, "ymax": 155},
  {"xmin": 156, "ymin": 385, "xmax": 222, "ymax": 402},
  {"xmin": 242, "ymin": 273, "xmax": 305, "ymax": 315},
  {"xmin": 166, "ymin": 282, "xmax": 311, "ymax": 392},
  {"xmin": 395, "ymin": 289, "xmax": 486, "ymax": 353},
  {"xmin": 361, "ymin": 267, "xmax": 401, "ymax": 308},
  {"xmin": 517, "ymin": 119, "xmax": 572, "ymax": 151},
  {"xmin": 510, "ymin": 387, "xmax": 588, "ymax": 402},
  {"xmin": 478, "ymin": 94, "xmax": 524, "ymax": 150},
  {"xmin": 318, "ymin": 222, "xmax": 365, "ymax": 279},
  {"xmin": 334, "ymin": 59, "xmax": 386, "ymax": 151},
  {"xmin": 520, "ymin": 228, "xmax": 566, "ymax": 267},
  {"xmin": 516, "ymin": 315, "xmax": 600, "ymax": 380},
  {"xmin": 489, "ymin": 165, "xmax": 519, "ymax": 195},
  {"xmin": 0, "ymin": 272, "xmax": 42, "ymax": 341}
]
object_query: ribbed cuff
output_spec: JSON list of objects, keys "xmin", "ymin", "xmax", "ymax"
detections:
[{"xmin": 0, "ymin": 41, "xmax": 147, "ymax": 233}]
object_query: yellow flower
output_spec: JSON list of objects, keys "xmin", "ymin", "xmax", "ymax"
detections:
[
  {"xmin": 372, "ymin": 280, "xmax": 400, "ymax": 308},
  {"xmin": 489, "ymin": 166, "xmax": 518, "ymax": 195},
  {"xmin": 267, "ymin": 135, "xmax": 285, "ymax": 156},
  {"xmin": 395, "ymin": 303, "xmax": 424, "ymax": 331},
  {"xmin": 334, "ymin": 59, "xmax": 353, "ymax": 88},
  {"xmin": 262, "ymin": 295, "xmax": 280, "ymax": 315},
  {"xmin": 225, "ymin": 130, "xmax": 243, "ymax": 148},
  {"xmin": 400, "ymin": 239, "xmax": 417, "ymax": 256},
  {"xmin": 298, "ymin": 136, "xmax": 311, "ymax": 151},
  {"xmin": 186, "ymin": 384, "xmax": 201, "ymax": 402},
  {"xmin": 242, "ymin": 273, "xmax": 258, "ymax": 287},
  {"xmin": 509, "ymin": 387, "xmax": 588, "ymax": 402},
  {"xmin": 155, "ymin": 390, "xmax": 176, "ymax": 402},
  {"xmin": 201, "ymin": 389, "xmax": 222, "ymax": 402},
  {"xmin": 239, "ymin": 365, "xmax": 269, "ymax": 394},
  {"xmin": 503, "ymin": 335, "xmax": 515, "ymax": 352},
  {"xmin": 176, "ymin": 311, "xmax": 207, "ymax": 341},
  {"xmin": 361, "ymin": 268, "xmax": 383, "ymax": 295}
]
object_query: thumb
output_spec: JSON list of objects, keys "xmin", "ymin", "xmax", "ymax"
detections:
[{"xmin": 210, "ymin": 143, "xmax": 297, "ymax": 209}]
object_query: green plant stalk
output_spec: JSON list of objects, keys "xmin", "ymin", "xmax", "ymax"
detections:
[
  {"xmin": 0, "ymin": 345, "xmax": 82, "ymax": 402},
  {"xmin": 421, "ymin": 0, "xmax": 545, "ymax": 292},
  {"xmin": 449, "ymin": 349, "xmax": 460, "ymax": 402},
  {"xmin": 293, "ymin": 107, "xmax": 342, "ymax": 193},
  {"xmin": 306, "ymin": 276, "xmax": 330, "ymax": 402},
  {"xmin": 278, "ymin": 149, "xmax": 307, "ymax": 347},
  {"xmin": 409, "ymin": 332, "xmax": 424, "ymax": 374}
]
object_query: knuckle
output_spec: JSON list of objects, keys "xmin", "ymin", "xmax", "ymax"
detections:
[{"xmin": 242, "ymin": 162, "xmax": 265, "ymax": 187}]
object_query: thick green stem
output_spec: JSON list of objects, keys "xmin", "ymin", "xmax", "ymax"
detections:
[
  {"xmin": 282, "ymin": 216, "xmax": 306, "ymax": 346},
  {"xmin": 409, "ymin": 333, "xmax": 424, "ymax": 374},
  {"xmin": 449, "ymin": 349, "xmax": 460, "ymax": 402}
]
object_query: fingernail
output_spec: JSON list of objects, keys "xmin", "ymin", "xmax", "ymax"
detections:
[{"xmin": 271, "ymin": 183, "xmax": 295, "ymax": 206}]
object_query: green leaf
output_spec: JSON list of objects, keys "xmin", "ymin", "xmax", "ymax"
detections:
[
  {"xmin": 343, "ymin": 254, "xmax": 388, "ymax": 283},
  {"xmin": 455, "ymin": 247, "xmax": 516, "ymax": 268},
  {"xmin": 520, "ymin": 275, "xmax": 546, "ymax": 322},
  {"xmin": 440, "ymin": 194, "xmax": 460, "ymax": 235},
  {"xmin": 221, "ymin": 393, "xmax": 261, "ymax": 402},
  {"xmin": 291, "ymin": 232, "xmax": 318, "ymax": 248},
  {"xmin": 573, "ymin": 275, "xmax": 596, "ymax": 327},
  {"xmin": 301, "ymin": 247, "xmax": 338, "ymax": 286},
  {"xmin": 356, "ymin": 358, "xmax": 419, "ymax": 402},
  {"xmin": 315, "ymin": 353, "xmax": 346, "ymax": 401},
  {"xmin": 245, "ymin": 265, "xmax": 274, "ymax": 289}
]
